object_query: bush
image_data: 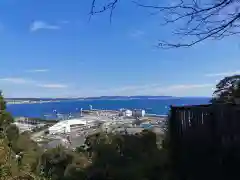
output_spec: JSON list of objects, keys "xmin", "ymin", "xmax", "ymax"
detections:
[{"xmin": 6, "ymin": 124, "xmax": 19, "ymax": 142}]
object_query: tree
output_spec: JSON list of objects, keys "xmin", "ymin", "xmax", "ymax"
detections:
[
  {"xmin": 39, "ymin": 146, "xmax": 74, "ymax": 180},
  {"xmin": 83, "ymin": 131, "xmax": 170, "ymax": 180},
  {"xmin": 0, "ymin": 91, "xmax": 6, "ymax": 111},
  {"xmin": 0, "ymin": 91, "xmax": 45, "ymax": 180},
  {"xmin": 0, "ymin": 91, "xmax": 13, "ymax": 128},
  {"xmin": 6, "ymin": 124, "xmax": 19, "ymax": 143},
  {"xmin": 64, "ymin": 164, "xmax": 87, "ymax": 180},
  {"xmin": 211, "ymin": 75, "xmax": 240, "ymax": 103},
  {"xmin": 0, "ymin": 90, "xmax": 172, "ymax": 180},
  {"xmin": 90, "ymin": 0, "xmax": 240, "ymax": 48}
]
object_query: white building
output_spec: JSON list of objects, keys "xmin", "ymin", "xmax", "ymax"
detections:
[
  {"xmin": 13, "ymin": 117, "xmax": 43, "ymax": 132},
  {"xmin": 124, "ymin": 109, "xmax": 132, "ymax": 117},
  {"xmin": 119, "ymin": 109, "xmax": 133, "ymax": 117},
  {"xmin": 48, "ymin": 118, "xmax": 88, "ymax": 134}
]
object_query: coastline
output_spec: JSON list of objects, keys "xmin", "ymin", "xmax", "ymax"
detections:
[
  {"xmin": 6, "ymin": 100, "xmax": 61, "ymax": 105},
  {"xmin": 6, "ymin": 96, "xmax": 210, "ymax": 105},
  {"xmin": 6, "ymin": 97, "xmax": 210, "ymax": 119}
]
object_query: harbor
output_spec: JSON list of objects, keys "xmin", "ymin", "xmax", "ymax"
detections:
[{"xmin": 13, "ymin": 105, "xmax": 167, "ymax": 150}]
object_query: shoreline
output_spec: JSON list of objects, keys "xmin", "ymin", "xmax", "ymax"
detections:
[
  {"xmin": 12, "ymin": 108, "xmax": 168, "ymax": 121},
  {"xmin": 6, "ymin": 100, "xmax": 61, "ymax": 105}
]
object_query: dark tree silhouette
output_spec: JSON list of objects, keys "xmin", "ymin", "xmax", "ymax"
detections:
[
  {"xmin": 6, "ymin": 124, "xmax": 19, "ymax": 142},
  {"xmin": 0, "ymin": 91, "xmax": 13, "ymax": 129},
  {"xmin": 211, "ymin": 75, "xmax": 240, "ymax": 103},
  {"xmin": 90, "ymin": 0, "xmax": 240, "ymax": 48}
]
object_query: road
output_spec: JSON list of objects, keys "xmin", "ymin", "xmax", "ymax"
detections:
[{"xmin": 31, "ymin": 129, "xmax": 47, "ymax": 140}]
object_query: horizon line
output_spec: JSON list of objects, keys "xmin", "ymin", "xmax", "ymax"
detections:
[{"xmin": 4, "ymin": 95, "xmax": 212, "ymax": 99}]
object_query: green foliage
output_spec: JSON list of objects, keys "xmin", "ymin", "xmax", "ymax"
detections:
[
  {"xmin": 6, "ymin": 124, "xmax": 19, "ymax": 142},
  {"xmin": 64, "ymin": 164, "xmax": 87, "ymax": 180},
  {"xmin": 212, "ymin": 75, "xmax": 240, "ymax": 103},
  {"xmin": 34, "ymin": 130, "xmax": 170, "ymax": 180},
  {"xmin": 0, "ymin": 91, "xmax": 172, "ymax": 180},
  {"xmin": 0, "ymin": 92, "xmax": 43, "ymax": 180},
  {"xmin": 0, "ymin": 110, "xmax": 14, "ymax": 129},
  {"xmin": 83, "ymin": 130, "xmax": 170, "ymax": 180},
  {"xmin": 0, "ymin": 93, "xmax": 13, "ymax": 128},
  {"xmin": 0, "ymin": 91, "xmax": 7, "ymax": 111},
  {"xmin": 39, "ymin": 146, "xmax": 73, "ymax": 180}
]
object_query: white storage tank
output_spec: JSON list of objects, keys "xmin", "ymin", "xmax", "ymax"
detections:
[
  {"xmin": 124, "ymin": 109, "xmax": 132, "ymax": 117},
  {"xmin": 133, "ymin": 109, "xmax": 146, "ymax": 117}
]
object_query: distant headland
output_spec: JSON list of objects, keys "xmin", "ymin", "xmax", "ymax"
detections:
[{"xmin": 5, "ymin": 96, "xmax": 210, "ymax": 104}]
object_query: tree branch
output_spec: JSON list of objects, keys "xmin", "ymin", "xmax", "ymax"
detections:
[
  {"xmin": 90, "ymin": 0, "xmax": 119, "ymax": 23},
  {"xmin": 90, "ymin": 0, "xmax": 240, "ymax": 48}
]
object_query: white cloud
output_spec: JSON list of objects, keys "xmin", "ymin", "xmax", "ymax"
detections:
[
  {"xmin": 130, "ymin": 30, "xmax": 145, "ymax": 38},
  {"xmin": 205, "ymin": 71, "xmax": 240, "ymax": 77},
  {"xmin": 30, "ymin": 21, "xmax": 60, "ymax": 32},
  {"xmin": 26, "ymin": 69, "xmax": 49, "ymax": 73},
  {"xmin": 0, "ymin": 77, "xmax": 70, "ymax": 97},
  {"xmin": 162, "ymin": 84, "xmax": 213, "ymax": 91},
  {"xmin": 97, "ymin": 84, "xmax": 158, "ymax": 94},
  {"xmin": 0, "ymin": 77, "xmax": 33, "ymax": 84},
  {"xmin": 0, "ymin": 77, "xmax": 68, "ymax": 89},
  {"xmin": 0, "ymin": 77, "xmax": 213, "ymax": 97},
  {"xmin": 97, "ymin": 83, "xmax": 214, "ymax": 96},
  {"xmin": 37, "ymin": 84, "xmax": 68, "ymax": 89}
]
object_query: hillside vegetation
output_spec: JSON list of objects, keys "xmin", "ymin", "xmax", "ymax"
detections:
[{"xmin": 0, "ymin": 92, "xmax": 170, "ymax": 180}]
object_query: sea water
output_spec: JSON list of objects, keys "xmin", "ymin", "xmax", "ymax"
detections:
[{"xmin": 7, "ymin": 97, "xmax": 210, "ymax": 119}]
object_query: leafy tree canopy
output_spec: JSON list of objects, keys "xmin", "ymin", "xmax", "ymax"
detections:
[
  {"xmin": 6, "ymin": 124, "xmax": 19, "ymax": 142},
  {"xmin": 0, "ymin": 91, "xmax": 13, "ymax": 128},
  {"xmin": 212, "ymin": 75, "xmax": 240, "ymax": 103},
  {"xmin": 0, "ymin": 90, "xmax": 171, "ymax": 180}
]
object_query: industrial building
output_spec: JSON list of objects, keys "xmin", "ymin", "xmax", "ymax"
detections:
[
  {"xmin": 119, "ymin": 109, "xmax": 146, "ymax": 117},
  {"xmin": 119, "ymin": 109, "xmax": 133, "ymax": 117},
  {"xmin": 29, "ymin": 108, "xmax": 167, "ymax": 150},
  {"xmin": 48, "ymin": 118, "xmax": 87, "ymax": 134},
  {"xmin": 47, "ymin": 114, "xmax": 109, "ymax": 134},
  {"xmin": 132, "ymin": 109, "xmax": 146, "ymax": 117},
  {"xmin": 13, "ymin": 117, "xmax": 46, "ymax": 132},
  {"xmin": 123, "ymin": 110, "xmax": 131, "ymax": 117}
]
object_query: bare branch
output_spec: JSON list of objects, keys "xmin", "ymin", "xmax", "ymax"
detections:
[
  {"xmin": 90, "ymin": 0, "xmax": 240, "ymax": 48},
  {"xmin": 90, "ymin": 0, "xmax": 119, "ymax": 23}
]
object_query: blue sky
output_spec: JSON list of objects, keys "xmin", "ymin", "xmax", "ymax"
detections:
[{"xmin": 0, "ymin": 0, "xmax": 239, "ymax": 98}]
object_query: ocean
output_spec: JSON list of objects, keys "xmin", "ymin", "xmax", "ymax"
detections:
[{"xmin": 6, "ymin": 97, "xmax": 211, "ymax": 119}]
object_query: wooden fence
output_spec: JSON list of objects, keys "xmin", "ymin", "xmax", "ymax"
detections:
[{"xmin": 169, "ymin": 104, "xmax": 240, "ymax": 180}]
